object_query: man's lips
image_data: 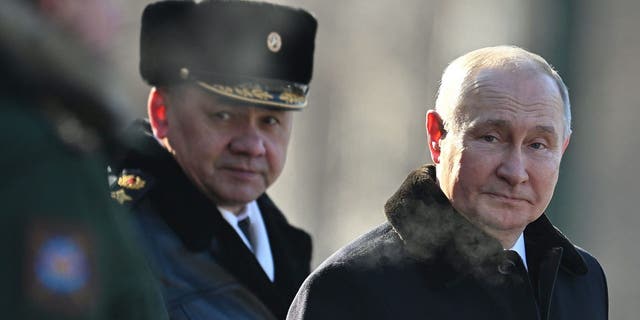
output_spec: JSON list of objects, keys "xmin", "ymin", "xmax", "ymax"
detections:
[
  {"xmin": 485, "ymin": 192, "xmax": 532, "ymax": 205},
  {"xmin": 219, "ymin": 167, "xmax": 261, "ymax": 180}
]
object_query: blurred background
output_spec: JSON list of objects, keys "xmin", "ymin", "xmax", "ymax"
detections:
[{"xmin": 105, "ymin": 0, "xmax": 637, "ymax": 318}]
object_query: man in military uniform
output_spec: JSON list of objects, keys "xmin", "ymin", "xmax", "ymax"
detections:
[
  {"xmin": 108, "ymin": 1, "xmax": 317, "ymax": 318},
  {"xmin": 0, "ymin": 1, "xmax": 167, "ymax": 319}
]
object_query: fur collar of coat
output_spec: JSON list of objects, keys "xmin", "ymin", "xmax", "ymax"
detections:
[{"xmin": 384, "ymin": 165, "xmax": 588, "ymax": 280}]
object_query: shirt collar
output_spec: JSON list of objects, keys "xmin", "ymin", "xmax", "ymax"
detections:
[
  {"xmin": 219, "ymin": 204, "xmax": 250, "ymax": 224},
  {"xmin": 218, "ymin": 201, "xmax": 260, "ymax": 223}
]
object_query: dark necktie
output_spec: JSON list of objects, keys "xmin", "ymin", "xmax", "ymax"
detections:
[
  {"xmin": 237, "ymin": 216, "xmax": 254, "ymax": 250},
  {"xmin": 500, "ymin": 250, "xmax": 525, "ymax": 271}
]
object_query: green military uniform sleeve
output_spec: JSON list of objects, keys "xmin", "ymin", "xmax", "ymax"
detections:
[{"xmin": 0, "ymin": 101, "xmax": 168, "ymax": 320}]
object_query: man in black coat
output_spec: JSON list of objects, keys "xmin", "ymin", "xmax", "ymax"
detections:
[
  {"xmin": 108, "ymin": 1, "xmax": 317, "ymax": 319},
  {"xmin": 288, "ymin": 46, "xmax": 608, "ymax": 320}
]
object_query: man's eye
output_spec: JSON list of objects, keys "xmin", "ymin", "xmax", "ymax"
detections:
[
  {"xmin": 482, "ymin": 135, "xmax": 497, "ymax": 142},
  {"xmin": 530, "ymin": 142, "xmax": 546, "ymax": 150},
  {"xmin": 214, "ymin": 112, "xmax": 230, "ymax": 120},
  {"xmin": 264, "ymin": 116, "xmax": 279, "ymax": 125}
]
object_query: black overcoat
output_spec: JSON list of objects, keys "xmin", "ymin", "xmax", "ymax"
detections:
[
  {"xmin": 110, "ymin": 120, "xmax": 312, "ymax": 319},
  {"xmin": 288, "ymin": 165, "xmax": 608, "ymax": 320}
]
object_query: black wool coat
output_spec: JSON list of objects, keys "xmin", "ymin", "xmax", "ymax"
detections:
[
  {"xmin": 288, "ymin": 165, "xmax": 608, "ymax": 320},
  {"xmin": 110, "ymin": 120, "xmax": 312, "ymax": 319}
]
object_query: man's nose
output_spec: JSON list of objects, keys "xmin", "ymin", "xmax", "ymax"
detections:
[
  {"xmin": 228, "ymin": 124, "xmax": 267, "ymax": 157},
  {"xmin": 496, "ymin": 147, "xmax": 529, "ymax": 186}
]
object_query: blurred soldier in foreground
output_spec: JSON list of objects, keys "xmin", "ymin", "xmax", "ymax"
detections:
[
  {"xmin": 288, "ymin": 46, "xmax": 608, "ymax": 319},
  {"xmin": 0, "ymin": 0, "xmax": 167, "ymax": 319},
  {"xmin": 108, "ymin": 1, "xmax": 317, "ymax": 318}
]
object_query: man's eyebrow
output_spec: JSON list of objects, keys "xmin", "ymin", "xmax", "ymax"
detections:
[
  {"xmin": 534, "ymin": 125, "xmax": 557, "ymax": 135},
  {"xmin": 467, "ymin": 119, "xmax": 509, "ymax": 130},
  {"xmin": 467, "ymin": 120, "xmax": 558, "ymax": 135}
]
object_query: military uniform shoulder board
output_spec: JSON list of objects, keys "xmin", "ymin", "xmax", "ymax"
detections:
[{"xmin": 109, "ymin": 169, "xmax": 153, "ymax": 206}]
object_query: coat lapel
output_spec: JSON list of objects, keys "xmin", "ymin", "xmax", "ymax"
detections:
[
  {"xmin": 206, "ymin": 205, "xmax": 288, "ymax": 318},
  {"xmin": 259, "ymin": 195, "xmax": 312, "ymax": 303},
  {"xmin": 523, "ymin": 215, "xmax": 589, "ymax": 320},
  {"xmin": 535, "ymin": 247, "xmax": 562, "ymax": 320}
]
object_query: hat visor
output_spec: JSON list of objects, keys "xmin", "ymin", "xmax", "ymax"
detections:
[{"xmin": 195, "ymin": 81, "xmax": 308, "ymax": 110}]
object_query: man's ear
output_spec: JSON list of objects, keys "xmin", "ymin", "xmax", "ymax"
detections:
[
  {"xmin": 426, "ymin": 110, "xmax": 446, "ymax": 164},
  {"xmin": 561, "ymin": 133, "xmax": 571, "ymax": 154},
  {"xmin": 148, "ymin": 87, "xmax": 169, "ymax": 139}
]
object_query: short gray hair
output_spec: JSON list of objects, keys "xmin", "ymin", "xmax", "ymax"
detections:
[{"xmin": 434, "ymin": 45, "xmax": 572, "ymax": 137}]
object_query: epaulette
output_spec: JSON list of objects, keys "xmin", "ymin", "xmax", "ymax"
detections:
[{"xmin": 109, "ymin": 168, "xmax": 154, "ymax": 206}]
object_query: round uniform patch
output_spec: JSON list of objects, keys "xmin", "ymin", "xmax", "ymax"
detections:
[{"xmin": 35, "ymin": 236, "xmax": 89, "ymax": 294}]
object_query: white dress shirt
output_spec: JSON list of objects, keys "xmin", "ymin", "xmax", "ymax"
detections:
[{"xmin": 219, "ymin": 201, "xmax": 275, "ymax": 281}]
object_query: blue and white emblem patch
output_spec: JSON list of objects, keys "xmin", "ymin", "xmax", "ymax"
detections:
[
  {"xmin": 26, "ymin": 221, "xmax": 96, "ymax": 314},
  {"xmin": 35, "ymin": 236, "xmax": 89, "ymax": 294}
]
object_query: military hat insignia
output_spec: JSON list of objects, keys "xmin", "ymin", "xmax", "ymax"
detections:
[
  {"xmin": 279, "ymin": 91, "xmax": 306, "ymax": 105},
  {"xmin": 267, "ymin": 32, "xmax": 282, "ymax": 53},
  {"xmin": 198, "ymin": 81, "xmax": 308, "ymax": 109},
  {"xmin": 180, "ymin": 67, "xmax": 190, "ymax": 80}
]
